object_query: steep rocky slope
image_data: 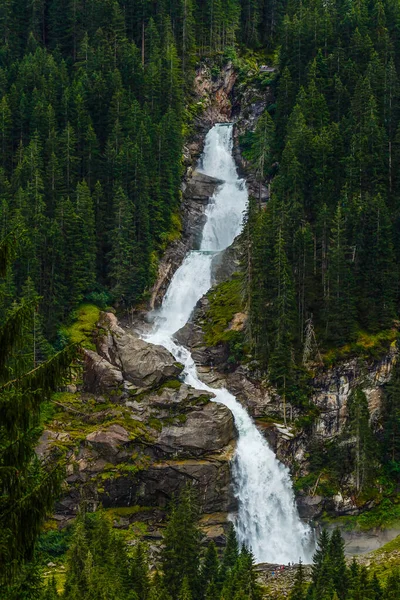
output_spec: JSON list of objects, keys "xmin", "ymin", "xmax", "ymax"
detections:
[{"xmin": 39, "ymin": 313, "xmax": 235, "ymax": 542}]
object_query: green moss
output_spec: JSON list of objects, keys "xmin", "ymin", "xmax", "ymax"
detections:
[
  {"xmin": 323, "ymin": 329, "xmax": 398, "ymax": 367},
  {"xmin": 294, "ymin": 472, "xmax": 338, "ymax": 498},
  {"xmin": 160, "ymin": 211, "xmax": 182, "ymax": 249},
  {"xmin": 156, "ymin": 378, "xmax": 182, "ymax": 394},
  {"xmin": 106, "ymin": 505, "xmax": 152, "ymax": 518},
  {"xmin": 203, "ymin": 277, "xmax": 243, "ymax": 347},
  {"xmin": 326, "ymin": 498, "xmax": 400, "ymax": 532},
  {"xmin": 191, "ymin": 394, "xmax": 210, "ymax": 406},
  {"xmin": 148, "ymin": 417, "xmax": 163, "ymax": 432},
  {"xmin": 47, "ymin": 395, "xmax": 149, "ymax": 450},
  {"xmin": 61, "ymin": 304, "xmax": 101, "ymax": 350}
]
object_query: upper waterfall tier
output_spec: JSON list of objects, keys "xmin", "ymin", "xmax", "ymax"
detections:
[{"xmin": 146, "ymin": 124, "xmax": 314, "ymax": 563}]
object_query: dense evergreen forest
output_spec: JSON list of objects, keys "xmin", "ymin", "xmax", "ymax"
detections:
[
  {"xmin": 246, "ymin": 0, "xmax": 400, "ymax": 395},
  {"xmin": 0, "ymin": 0, "xmax": 276, "ymax": 344},
  {"xmin": 3, "ymin": 0, "xmax": 400, "ymax": 597}
]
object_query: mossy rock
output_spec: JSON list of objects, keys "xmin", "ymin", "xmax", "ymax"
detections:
[
  {"xmin": 203, "ymin": 276, "xmax": 244, "ymax": 347},
  {"xmin": 156, "ymin": 378, "xmax": 182, "ymax": 395}
]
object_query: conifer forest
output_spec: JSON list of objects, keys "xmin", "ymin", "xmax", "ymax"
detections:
[{"xmin": 3, "ymin": 0, "xmax": 400, "ymax": 598}]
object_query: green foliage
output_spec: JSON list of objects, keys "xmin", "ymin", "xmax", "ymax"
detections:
[
  {"xmin": 203, "ymin": 277, "xmax": 243, "ymax": 346},
  {"xmin": 327, "ymin": 498, "xmax": 400, "ymax": 532},
  {"xmin": 203, "ymin": 276, "xmax": 246, "ymax": 364},
  {"xmin": 161, "ymin": 485, "xmax": 202, "ymax": 598},
  {"xmin": 60, "ymin": 304, "xmax": 100, "ymax": 350},
  {"xmin": 0, "ymin": 237, "xmax": 74, "ymax": 590},
  {"xmin": 56, "ymin": 493, "xmax": 260, "ymax": 600},
  {"xmin": 245, "ymin": 0, "xmax": 400, "ymax": 394},
  {"xmin": 37, "ymin": 528, "xmax": 73, "ymax": 565},
  {"xmin": 306, "ymin": 529, "xmax": 400, "ymax": 598}
]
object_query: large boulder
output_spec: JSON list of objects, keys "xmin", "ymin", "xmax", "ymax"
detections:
[
  {"xmin": 83, "ymin": 312, "xmax": 183, "ymax": 393},
  {"xmin": 114, "ymin": 332, "xmax": 183, "ymax": 388},
  {"xmin": 183, "ymin": 171, "xmax": 223, "ymax": 202},
  {"xmin": 155, "ymin": 402, "xmax": 235, "ymax": 457},
  {"xmin": 85, "ymin": 424, "xmax": 130, "ymax": 460},
  {"xmin": 84, "ymin": 349, "xmax": 124, "ymax": 395}
]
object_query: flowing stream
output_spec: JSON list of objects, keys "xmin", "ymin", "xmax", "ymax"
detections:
[{"xmin": 146, "ymin": 124, "xmax": 313, "ymax": 564}]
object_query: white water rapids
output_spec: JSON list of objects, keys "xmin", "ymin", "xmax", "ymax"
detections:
[{"xmin": 146, "ymin": 124, "xmax": 313, "ymax": 564}]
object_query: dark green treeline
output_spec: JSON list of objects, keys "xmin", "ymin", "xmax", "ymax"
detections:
[
  {"xmin": 246, "ymin": 0, "xmax": 400, "ymax": 399},
  {"xmin": 0, "ymin": 0, "xmax": 277, "ymax": 342},
  {"xmin": 300, "ymin": 529, "xmax": 400, "ymax": 600},
  {"xmin": 33, "ymin": 487, "xmax": 261, "ymax": 600},
  {"xmin": 0, "ymin": 235, "xmax": 75, "ymax": 591}
]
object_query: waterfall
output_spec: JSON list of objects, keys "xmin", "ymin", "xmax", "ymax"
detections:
[{"xmin": 146, "ymin": 124, "xmax": 314, "ymax": 564}]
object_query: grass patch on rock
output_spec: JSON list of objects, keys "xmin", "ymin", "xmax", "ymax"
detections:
[
  {"xmin": 203, "ymin": 277, "xmax": 243, "ymax": 347},
  {"xmin": 61, "ymin": 304, "xmax": 101, "ymax": 350},
  {"xmin": 324, "ymin": 498, "xmax": 400, "ymax": 532}
]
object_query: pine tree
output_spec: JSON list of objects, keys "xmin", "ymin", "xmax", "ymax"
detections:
[
  {"xmin": 178, "ymin": 576, "xmax": 192, "ymax": 600},
  {"xmin": 290, "ymin": 559, "xmax": 306, "ymax": 600},
  {"xmin": 109, "ymin": 186, "xmax": 136, "ymax": 304},
  {"xmin": 222, "ymin": 524, "xmax": 239, "ymax": 572},
  {"xmin": 63, "ymin": 516, "xmax": 91, "ymax": 599},
  {"xmin": 328, "ymin": 529, "xmax": 347, "ymax": 599},
  {"xmin": 311, "ymin": 529, "xmax": 330, "ymax": 588},
  {"xmin": 0, "ymin": 235, "xmax": 75, "ymax": 587},
  {"xmin": 161, "ymin": 485, "xmax": 201, "ymax": 599},
  {"xmin": 269, "ymin": 226, "xmax": 297, "ymax": 422},
  {"xmin": 345, "ymin": 388, "xmax": 377, "ymax": 494},
  {"xmin": 43, "ymin": 576, "xmax": 59, "ymax": 599},
  {"xmin": 381, "ymin": 361, "xmax": 400, "ymax": 476},
  {"xmin": 249, "ymin": 111, "xmax": 275, "ymax": 205},
  {"xmin": 201, "ymin": 541, "xmax": 220, "ymax": 594},
  {"xmin": 131, "ymin": 543, "xmax": 151, "ymax": 599},
  {"xmin": 325, "ymin": 203, "xmax": 355, "ymax": 346},
  {"xmin": 70, "ymin": 180, "xmax": 96, "ymax": 307}
]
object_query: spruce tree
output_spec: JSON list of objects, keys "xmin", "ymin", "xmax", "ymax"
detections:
[
  {"xmin": 345, "ymin": 388, "xmax": 377, "ymax": 494},
  {"xmin": 290, "ymin": 559, "xmax": 306, "ymax": 600},
  {"xmin": 0, "ymin": 234, "xmax": 75, "ymax": 587},
  {"xmin": 381, "ymin": 361, "xmax": 400, "ymax": 476},
  {"xmin": 161, "ymin": 485, "xmax": 201, "ymax": 599}
]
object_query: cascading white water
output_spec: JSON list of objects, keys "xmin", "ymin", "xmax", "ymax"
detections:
[{"xmin": 146, "ymin": 124, "xmax": 314, "ymax": 564}]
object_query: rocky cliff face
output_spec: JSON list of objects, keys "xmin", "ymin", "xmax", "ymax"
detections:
[{"xmin": 39, "ymin": 313, "xmax": 235, "ymax": 539}]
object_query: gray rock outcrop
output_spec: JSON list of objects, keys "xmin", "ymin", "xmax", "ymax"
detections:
[
  {"xmin": 40, "ymin": 312, "xmax": 236, "ymax": 538},
  {"xmin": 156, "ymin": 402, "xmax": 234, "ymax": 457}
]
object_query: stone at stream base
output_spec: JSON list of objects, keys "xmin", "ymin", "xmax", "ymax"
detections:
[
  {"xmin": 84, "ymin": 349, "xmax": 124, "ymax": 394},
  {"xmin": 114, "ymin": 333, "xmax": 182, "ymax": 388},
  {"xmin": 183, "ymin": 171, "xmax": 223, "ymax": 201}
]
